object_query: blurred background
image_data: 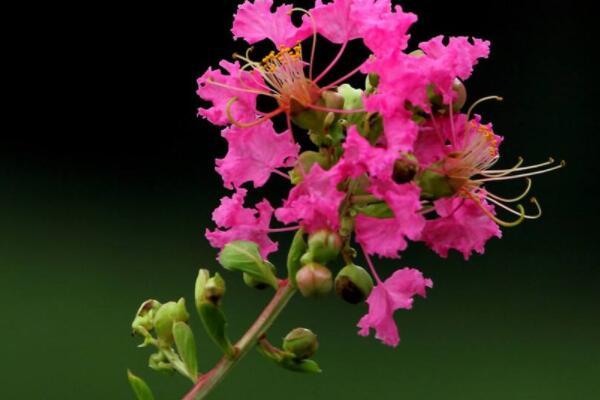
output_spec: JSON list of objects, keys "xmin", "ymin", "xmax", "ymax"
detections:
[{"xmin": 2, "ymin": 0, "xmax": 598, "ymax": 399}]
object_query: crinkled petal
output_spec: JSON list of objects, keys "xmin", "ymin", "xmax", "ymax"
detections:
[
  {"xmin": 275, "ymin": 164, "xmax": 345, "ymax": 232},
  {"xmin": 216, "ymin": 120, "xmax": 299, "ymax": 189},
  {"xmin": 206, "ymin": 189, "xmax": 278, "ymax": 258},
  {"xmin": 422, "ymin": 196, "xmax": 501, "ymax": 260},
  {"xmin": 355, "ymin": 181, "xmax": 425, "ymax": 258},
  {"xmin": 196, "ymin": 60, "xmax": 262, "ymax": 126},
  {"xmin": 232, "ymin": 0, "xmax": 310, "ymax": 48},
  {"xmin": 358, "ymin": 267, "xmax": 432, "ymax": 346}
]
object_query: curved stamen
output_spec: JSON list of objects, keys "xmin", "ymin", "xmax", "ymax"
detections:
[
  {"xmin": 206, "ymin": 79, "xmax": 276, "ymax": 97},
  {"xmin": 484, "ymin": 157, "xmax": 555, "ymax": 175},
  {"xmin": 474, "ymin": 160, "xmax": 565, "ymax": 182},
  {"xmin": 485, "ymin": 195, "xmax": 542, "ymax": 220},
  {"xmin": 305, "ymin": 103, "xmax": 365, "ymax": 114},
  {"xmin": 291, "ymin": 8, "xmax": 318, "ymax": 80},
  {"xmin": 463, "ymin": 190, "xmax": 525, "ymax": 227},
  {"xmin": 467, "ymin": 95, "xmax": 503, "ymax": 120},
  {"xmin": 271, "ymin": 168, "xmax": 292, "ymax": 180},
  {"xmin": 479, "ymin": 157, "xmax": 524, "ymax": 177},
  {"xmin": 314, "ymin": 39, "xmax": 348, "ymax": 84},
  {"xmin": 226, "ymin": 97, "xmax": 284, "ymax": 128},
  {"xmin": 486, "ymin": 178, "xmax": 532, "ymax": 203}
]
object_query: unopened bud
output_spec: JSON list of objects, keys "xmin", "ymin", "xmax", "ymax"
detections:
[
  {"xmin": 453, "ymin": 79, "xmax": 467, "ymax": 111},
  {"xmin": 131, "ymin": 299, "xmax": 161, "ymax": 336},
  {"xmin": 153, "ymin": 298, "xmax": 189, "ymax": 344},
  {"xmin": 335, "ymin": 264, "xmax": 374, "ymax": 304},
  {"xmin": 283, "ymin": 328, "xmax": 318, "ymax": 360},
  {"xmin": 306, "ymin": 230, "xmax": 342, "ymax": 263},
  {"xmin": 295, "ymin": 263, "xmax": 333, "ymax": 297},
  {"xmin": 392, "ymin": 156, "xmax": 418, "ymax": 184}
]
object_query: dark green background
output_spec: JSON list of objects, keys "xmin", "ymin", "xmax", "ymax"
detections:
[{"xmin": 2, "ymin": 1, "xmax": 598, "ymax": 399}]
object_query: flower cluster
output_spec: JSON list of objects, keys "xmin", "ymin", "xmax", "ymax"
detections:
[{"xmin": 197, "ymin": 0, "xmax": 563, "ymax": 347}]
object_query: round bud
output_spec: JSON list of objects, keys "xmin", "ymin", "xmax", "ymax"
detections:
[
  {"xmin": 306, "ymin": 230, "xmax": 342, "ymax": 263},
  {"xmin": 452, "ymin": 79, "xmax": 467, "ymax": 111},
  {"xmin": 392, "ymin": 157, "xmax": 418, "ymax": 184},
  {"xmin": 295, "ymin": 263, "xmax": 333, "ymax": 297},
  {"xmin": 283, "ymin": 328, "xmax": 319, "ymax": 360},
  {"xmin": 335, "ymin": 264, "xmax": 374, "ymax": 304},
  {"xmin": 153, "ymin": 298, "xmax": 189, "ymax": 344}
]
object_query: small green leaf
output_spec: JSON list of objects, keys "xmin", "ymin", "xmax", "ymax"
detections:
[
  {"xmin": 281, "ymin": 357, "xmax": 322, "ymax": 374},
  {"xmin": 287, "ymin": 229, "xmax": 307, "ymax": 286},
  {"xmin": 127, "ymin": 370, "xmax": 155, "ymax": 400},
  {"xmin": 219, "ymin": 241, "xmax": 278, "ymax": 289},
  {"xmin": 198, "ymin": 302, "xmax": 235, "ymax": 358},
  {"xmin": 172, "ymin": 322, "xmax": 198, "ymax": 379}
]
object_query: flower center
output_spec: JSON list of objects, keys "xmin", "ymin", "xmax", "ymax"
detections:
[{"xmin": 260, "ymin": 44, "xmax": 320, "ymax": 110}]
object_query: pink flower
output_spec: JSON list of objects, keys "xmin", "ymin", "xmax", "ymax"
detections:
[
  {"xmin": 358, "ymin": 267, "xmax": 432, "ymax": 346},
  {"xmin": 216, "ymin": 120, "xmax": 299, "ymax": 189},
  {"xmin": 352, "ymin": 0, "xmax": 416, "ymax": 56},
  {"xmin": 337, "ymin": 126, "xmax": 397, "ymax": 180},
  {"xmin": 413, "ymin": 113, "xmax": 469, "ymax": 168},
  {"xmin": 232, "ymin": 0, "xmax": 309, "ymax": 48},
  {"xmin": 196, "ymin": 60, "xmax": 262, "ymax": 126},
  {"xmin": 355, "ymin": 181, "xmax": 425, "ymax": 258},
  {"xmin": 421, "ymin": 195, "xmax": 501, "ymax": 260},
  {"xmin": 205, "ymin": 188, "xmax": 278, "ymax": 258},
  {"xmin": 275, "ymin": 164, "xmax": 345, "ymax": 233},
  {"xmin": 419, "ymin": 36, "xmax": 490, "ymax": 103}
]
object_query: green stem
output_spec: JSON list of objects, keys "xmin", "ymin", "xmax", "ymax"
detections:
[{"xmin": 182, "ymin": 281, "xmax": 296, "ymax": 400}]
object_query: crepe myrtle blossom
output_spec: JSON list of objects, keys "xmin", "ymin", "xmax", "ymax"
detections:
[{"xmin": 196, "ymin": 0, "xmax": 563, "ymax": 349}]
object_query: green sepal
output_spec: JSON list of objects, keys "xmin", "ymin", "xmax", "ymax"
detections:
[
  {"xmin": 148, "ymin": 351, "xmax": 173, "ymax": 372},
  {"xmin": 416, "ymin": 167, "xmax": 455, "ymax": 200},
  {"xmin": 127, "ymin": 370, "xmax": 155, "ymax": 400},
  {"xmin": 281, "ymin": 357, "xmax": 322, "ymax": 374},
  {"xmin": 287, "ymin": 229, "xmax": 307, "ymax": 286},
  {"xmin": 153, "ymin": 298, "xmax": 189, "ymax": 344},
  {"xmin": 219, "ymin": 241, "xmax": 278, "ymax": 290},
  {"xmin": 172, "ymin": 322, "xmax": 198, "ymax": 380},
  {"xmin": 355, "ymin": 203, "xmax": 394, "ymax": 219},
  {"xmin": 365, "ymin": 73, "xmax": 379, "ymax": 94},
  {"xmin": 198, "ymin": 302, "xmax": 236, "ymax": 359}
]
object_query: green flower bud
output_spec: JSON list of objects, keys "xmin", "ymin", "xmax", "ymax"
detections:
[
  {"xmin": 153, "ymin": 298, "xmax": 189, "ymax": 344},
  {"xmin": 291, "ymin": 151, "xmax": 328, "ymax": 184},
  {"xmin": 219, "ymin": 241, "xmax": 279, "ymax": 290},
  {"xmin": 453, "ymin": 79, "xmax": 467, "ymax": 111},
  {"xmin": 335, "ymin": 264, "xmax": 374, "ymax": 304},
  {"xmin": 295, "ymin": 263, "xmax": 333, "ymax": 297},
  {"xmin": 283, "ymin": 328, "xmax": 318, "ymax": 360},
  {"xmin": 131, "ymin": 299, "xmax": 162, "ymax": 336},
  {"xmin": 306, "ymin": 230, "xmax": 342, "ymax": 263}
]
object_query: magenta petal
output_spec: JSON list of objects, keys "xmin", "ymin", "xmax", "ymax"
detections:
[
  {"xmin": 206, "ymin": 189, "xmax": 278, "ymax": 258},
  {"xmin": 232, "ymin": 0, "xmax": 310, "ymax": 48},
  {"xmin": 216, "ymin": 120, "xmax": 299, "ymax": 189},
  {"xmin": 422, "ymin": 196, "xmax": 502, "ymax": 260}
]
